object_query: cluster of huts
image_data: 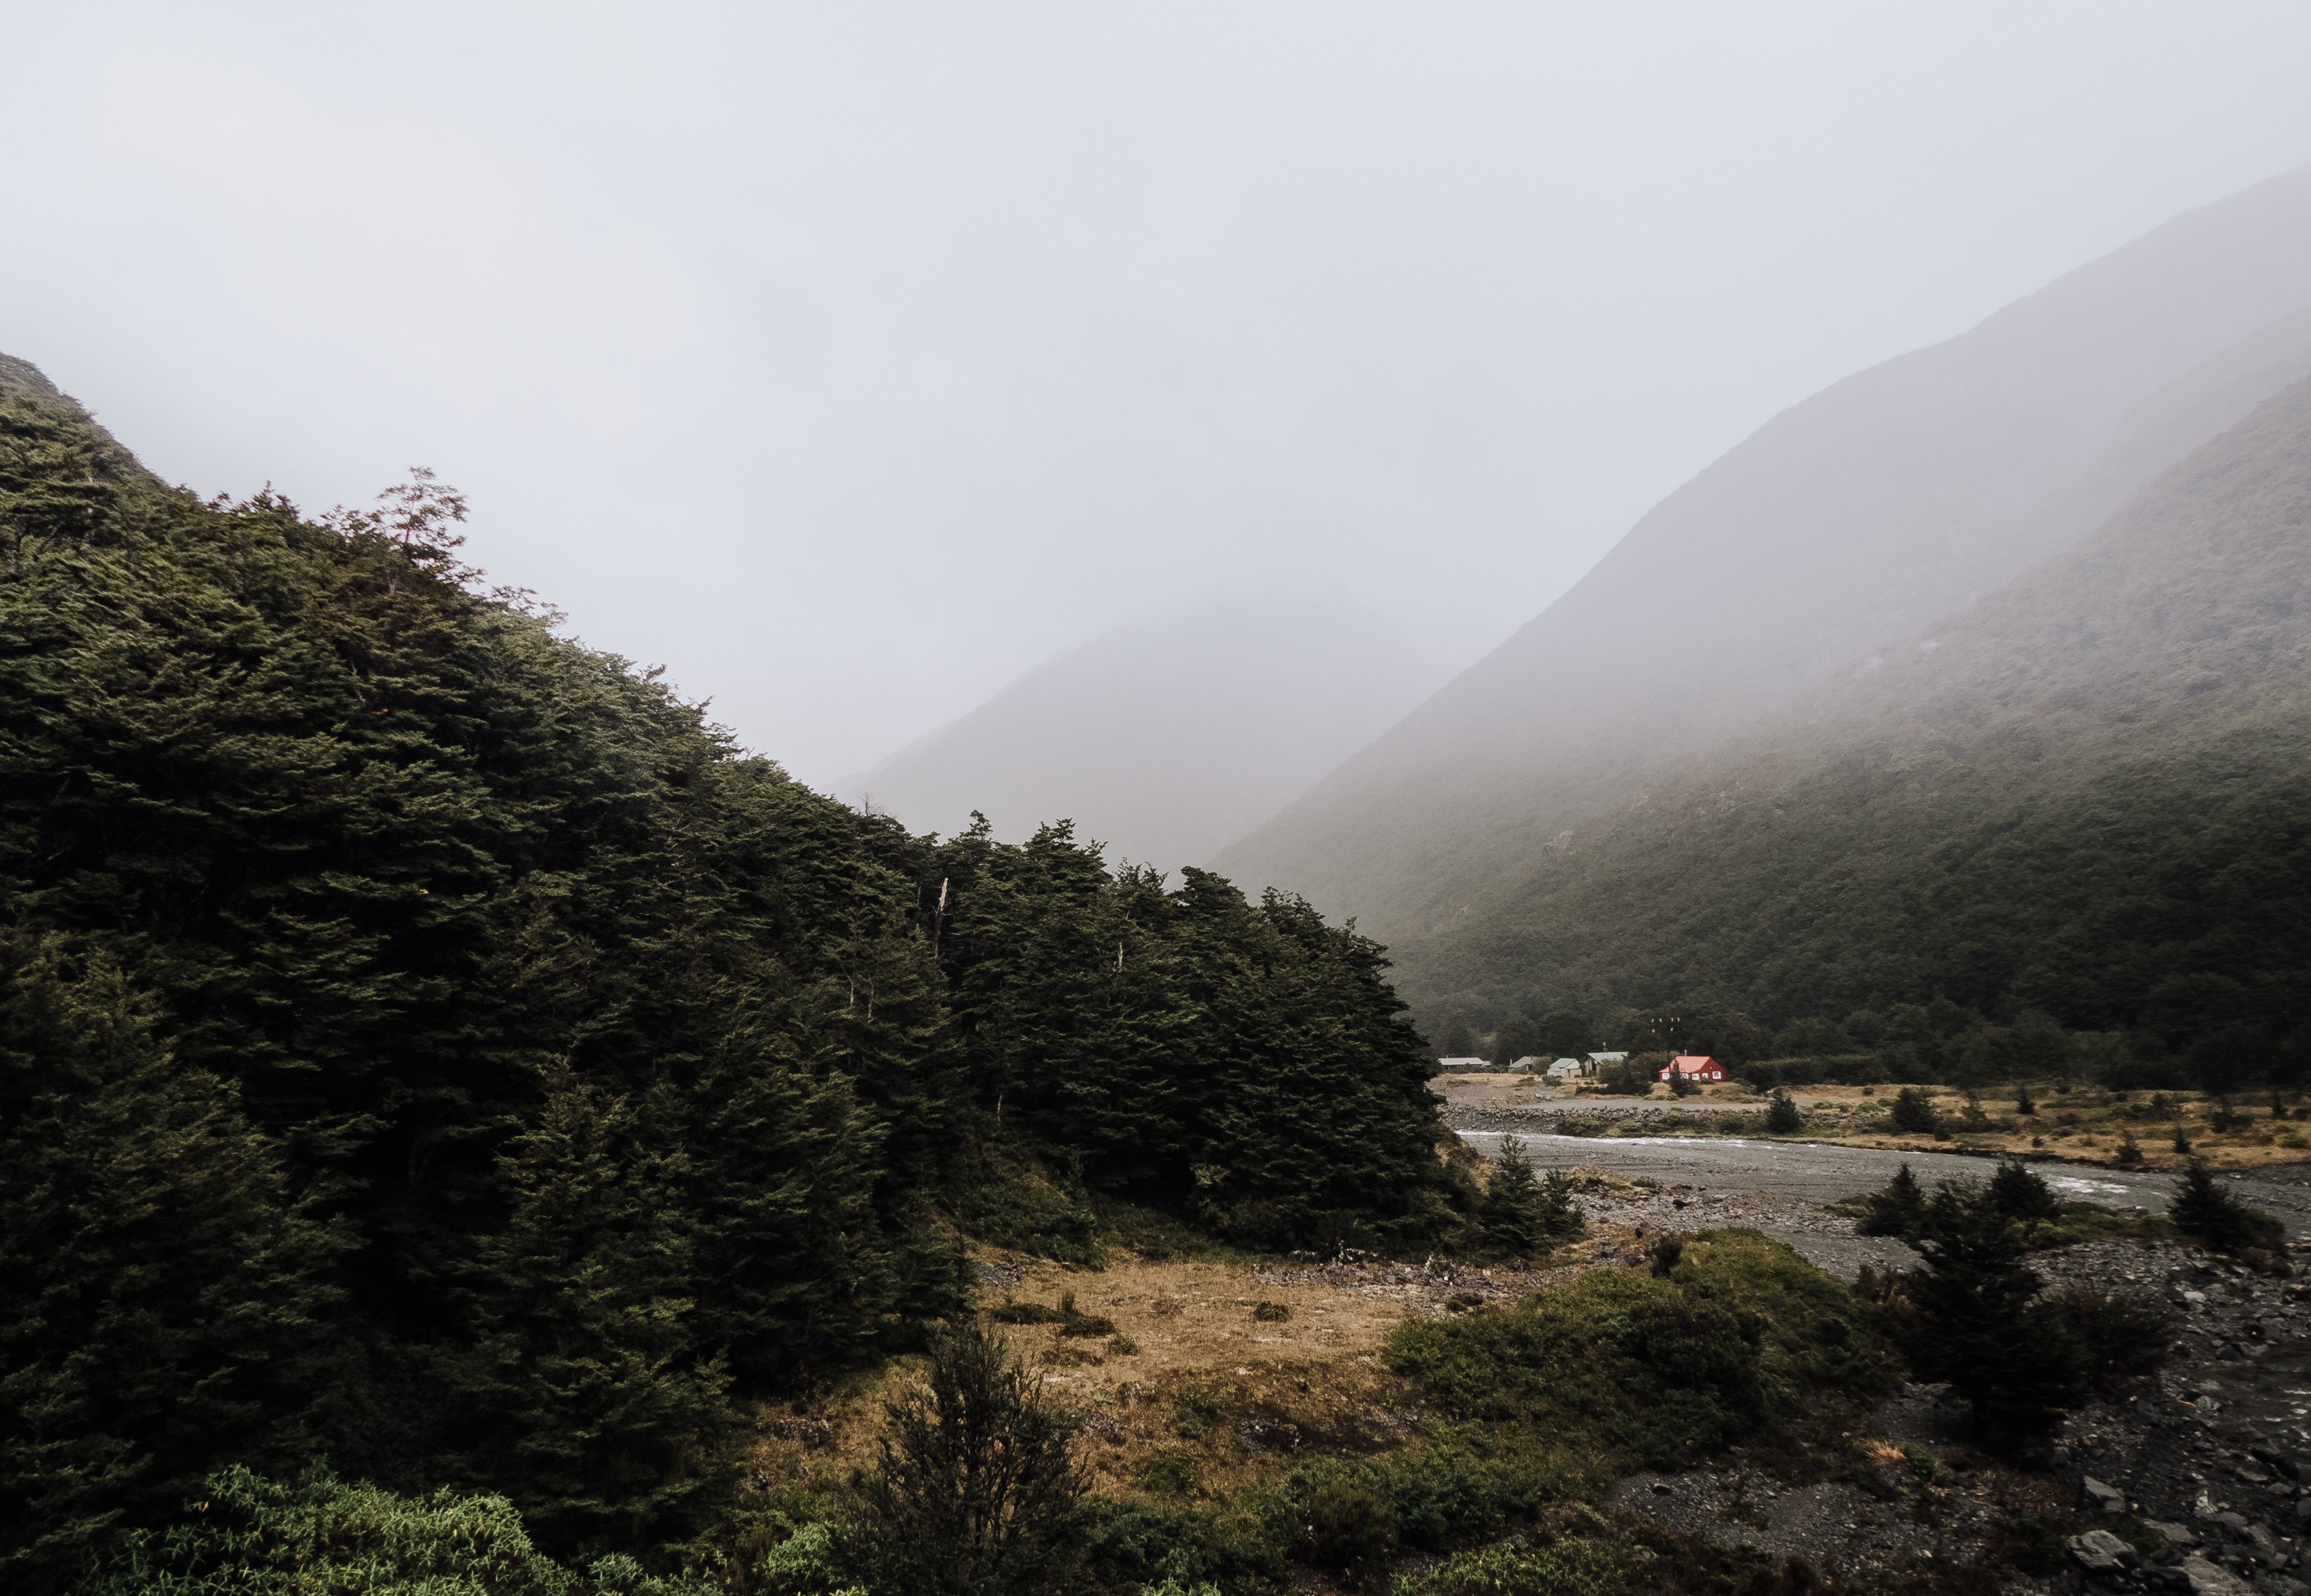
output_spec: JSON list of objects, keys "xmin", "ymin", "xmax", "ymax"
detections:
[{"xmin": 1432, "ymin": 1052, "xmax": 1728, "ymax": 1084}]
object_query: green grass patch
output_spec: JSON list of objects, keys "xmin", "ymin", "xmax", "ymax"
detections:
[{"xmin": 1382, "ymin": 1231, "xmax": 1902, "ymax": 1474}]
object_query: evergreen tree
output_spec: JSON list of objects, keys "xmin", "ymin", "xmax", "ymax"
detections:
[
  {"xmin": 2168, "ymin": 1159, "xmax": 2284, "ymax": 1254},
  {"xmin": 0, "ymin": 934, "xmax": 346, "ymax": 1592},
  {"xmin": 1899, "ymin": 1183, "xmax": 2087, "ymax": 1445},
  {"xmin": 1888, "ymin": 1088, "xmax": 1940, "ymax": 1134},
  {"xmin": 1479, "ymin": 1138, "xmax": 1549, "ymax": 1253},
  {"xmin": 850, "ymin": 1320, "xmax": 1087, "ymax": 1596},
  {"xmin": 1765, "ymin": 1092, "xmax": 1803, "ymax": 1133},
  {"xmin": 1986, "ymin": 1157, "xmax": 2059, "ymax": 1225},
  {"xmin": 1855, "ymin": 1163, "xmax": 1926, "ymax": 1239},
  {"xmin": 442, "ymin": 1067, "xmax": 732, "ymax": 1550}
]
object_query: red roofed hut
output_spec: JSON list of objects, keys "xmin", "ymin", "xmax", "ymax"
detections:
[{"xmin": 1657, "ymin": 1054, "xmax": 1726, "ymax": 1084}]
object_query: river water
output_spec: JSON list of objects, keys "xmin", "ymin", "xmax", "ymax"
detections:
[{"xmin": 1454, "ymin": 1129, "xmax": 2311, "ymax": 1237}]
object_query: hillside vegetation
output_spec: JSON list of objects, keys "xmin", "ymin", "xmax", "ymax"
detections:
[
  {"xmin": 1401, "ymin": 377, "xmax": 2311, "ymax": 1092},
  {"xmin": 1215, "ymin": 167, "xmax": 2311, "ymax": 947},
  {"xmin": 0, "ymin": 360, "xmax": 1453, "ymax": 1588}
]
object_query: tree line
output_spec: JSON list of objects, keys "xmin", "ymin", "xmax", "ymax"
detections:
[{"xmin": 0, "ymin": 377, "xmax": 1454, "ymax": 1589}]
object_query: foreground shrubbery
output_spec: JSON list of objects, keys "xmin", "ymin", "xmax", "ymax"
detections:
[{"xmin": 1383, "ymin": 1232, "xmax": 1903, "ymax": 1473}]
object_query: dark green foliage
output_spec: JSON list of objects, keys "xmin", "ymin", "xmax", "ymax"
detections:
[
  {"xmin": 73, "ymin": 1465, "xmax": 708, "ymax": 1595},
  {"xmin": 1384, "ymin": 1232, "xmax": 1902, "ymax": 1471},
  {"xmin": 0, "ymin": 367, "xmax": 1456, "ymax": 1578},
  {"xmin": 932, "ymin": 829, "xmax": 1456, "ymax": 1250},
  {"xmin": 1396, "ymin": 382, "xmax": 2311, "ymax": 1097},
  {"xmin": 2168, "ymin": 1159, "xmax": 2286, "ymax": 1255},
  {"xmin": 1764, "ymin": 1092, "xmax": 1802, "ymax": 1133},
  {"xmin": 1648, "ymin": 1235, "xmax": 1686, "ymax": 1277},
  {"xmin": 848, "ymin": 1319, "xmax": 1088, "ymax": 1596},
  {"xmin": 2047, "ymin": 1290, "xmax": 2172, "ymax": 1397},
  {"xmin": 1299, "ymin": 1480, "xmax": 1399, "ymax": 1587},
  {"xmin": 0, "ymin": 935, "xmax": 349, "ymax": 1587},
  {"xmin": 1478, "ymin": 1140, "xmax": 1582, "ymax": 1256},
  {"xmin": 1853, "ymin": 1164, "xmax": 1926, "ymax": 1239},
  {"xmin": 1887, "ymin": 1088, "xmax": 1939, "ymax": 1133},
  {"xmin": 1986, "ymin": 1158, "xmax": 2060, "ymax": 1225},
  {"xmin": 1892, "ymin": 1182, "xmax": 2089, "ymax": 1446}
]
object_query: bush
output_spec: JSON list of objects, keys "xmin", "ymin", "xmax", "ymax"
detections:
[
  {"xmin": 1300, "ymin": 1481, "xmax": 1399, "ymax": 1587},
  {"xmin": 1390, "ymin": 1538, "xmax": 1625, "ymax": 1596},
  {"xmin": 1888, "ymin": 1088, "xmax": 1939, "ymax": 1134},
  {"xmin": 848, "ymin": 1319, "xmax": 1088, "ymax": 1596},
  {"xmin": 1383, "ymin": 1232, "xmax": 1900, "ymax": 1471},
  {"xmin": 1765, "ymin": 1092, "xmax": 1802, "ymax": 1134},
  {"xmin": 2047, "ymin": 1289, "xmax": 2172, "ymax": 1397},
  {"xmin": 76, "ymin": 1466, "xmax": 714, "ymax": 1596},
  {"xmin": 2168, "ymin": 1160, "xmax": 2286, "ymax": 1256}
]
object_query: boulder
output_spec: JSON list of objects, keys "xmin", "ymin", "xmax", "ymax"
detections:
[
  {"xmin": 2145, "ymin": 1521, "xmax": 2200, "ymax": 1547},
  {"xmin": 2086, "ymin": 1476, "xmax": 2129, "ymax": 1513},
  {"xmin": 2177, "ymin": 1556, "xmax": 2253, "ymax": 1595},
  {"xmin": 2070, "ymin": 1530, "xmax": 2134, "ymax": 1574}
]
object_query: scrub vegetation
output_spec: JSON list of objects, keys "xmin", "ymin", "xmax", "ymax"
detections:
[{"xmin": 0, "ymin": 357, "xmax": 2266, "ymax": 1594}]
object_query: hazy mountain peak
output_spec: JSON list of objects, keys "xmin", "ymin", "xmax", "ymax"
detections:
[
  {"xmin": 1214, "ymin": 167, "xmax": 2311, "ymax": 939},
  {"xmin": 846, "ymin": 584, "xmax": 1445, "ymax": 873}
]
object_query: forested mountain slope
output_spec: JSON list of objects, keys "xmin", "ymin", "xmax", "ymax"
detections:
[
  {"xmin": 1398, "ymin": 375, "xmax": 2311, "ymax": 1083},
  {"xmin": 1215, "ymin": 166, "xmax": 2311, "ymax": 944},
  {"xmin": 846, "ymin": 587, "xmax": 1442, "ymax": 873},
  {"xmin": 0, "ymin": 359, "xmax": 1454, "ymax": 1588}
]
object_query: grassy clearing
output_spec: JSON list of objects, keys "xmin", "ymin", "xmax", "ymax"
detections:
[{"xmin": 737, "ymin": 1229, "xmax": 1927, "ymax": 1593}]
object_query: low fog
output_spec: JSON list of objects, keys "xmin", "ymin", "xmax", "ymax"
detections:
[{"xmin": 5, "ymin": 5, "xmax": 2311, "ymax": 870}]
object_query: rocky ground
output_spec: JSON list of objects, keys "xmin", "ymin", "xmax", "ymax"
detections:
[{"xmin": 1609, "ymin": 1219, "xmax": 2311, "ymax": 1595}]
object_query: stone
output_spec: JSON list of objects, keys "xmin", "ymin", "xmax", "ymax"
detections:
[
  {"xmin": 2238, "ymin": 1462, "xmax": 2276, "ymax": 1485},
  {"xmin": 2295, "ymin": 1497, "xmax": 2311, "ymax": 1522},
  {"xmin": 2178, "ymin": 1555, "xmax": 2254, "ymax": 1595},
  {"xmin": 2086, "ymin": 1476, "xmax": 2129, "ymax": 1513},
  {"xmin": 2260, "ymin": 1577, "xmax": 2311, "ymax": 1596},
  {"xmin": 2147, "ymin": 1521, "xmax": 2202, "ymax": 1547},
  {"xmin": 2071, "ymin": 1530, "xmax": 2134, "ymax": 1573}
]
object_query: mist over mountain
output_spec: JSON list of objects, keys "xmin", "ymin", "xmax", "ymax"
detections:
[
  {"xmin": 1395, "ymin": 370, "xmax": 2311, "ymax": 1061},
  {"xmin": 1214, "ymin": 167, "xmax": 2311, "ymax": 942},
  {"xmin": 845, "ymin": 588, "xmax": 1444, "ymax": 872}
]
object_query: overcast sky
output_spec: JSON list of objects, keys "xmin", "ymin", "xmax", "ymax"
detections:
[{"xmin": 6, "ymin": 4, "xmax": 2311, "ymax": 785}]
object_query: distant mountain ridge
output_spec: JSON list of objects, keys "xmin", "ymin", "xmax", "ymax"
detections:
[
  {"xmin": 1213, "ymin": 166, "xmax": 2311, "ymax": 943},
  {"xmin": 1390, "ymin": 372, "xmax": 2311, "ymax": 1055},
  {"xmin": 845, "ymin": 588, "xmax": 1444, "ymax": 873}
]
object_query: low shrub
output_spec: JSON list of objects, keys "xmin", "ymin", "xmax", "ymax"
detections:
[
  {"xmin": 77, "ymin": 1466, "xmax": 714, "ymax": 1596},
  {"xmin": 1382, "ymin": 1232, "xmax": 1900, "ymax": 1471},
  {"xmin": 1389, "ymin": 1537, "xmax": 1625, "ymax": 1596}
]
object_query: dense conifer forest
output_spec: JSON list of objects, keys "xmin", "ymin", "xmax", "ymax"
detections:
[
  {"xmin": 1400, "ymin": 380, "xmax": 2311, "ymax": 1097},
  {"xmin": 0, "ymin": 363, "xmax": 1455, "ymax": 1588}
]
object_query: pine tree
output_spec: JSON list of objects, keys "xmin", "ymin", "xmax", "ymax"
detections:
[
  {"xmin": 1479, "ymin": 1138, "xmax": 1547, "ymax": 1253},
  {"xmin": 1899, "ymin": 1183, "xmax": 2087, "ymax": 1445},
  {"xmin": 1888, "ymin": 1088, "xmax": 1940, "ymax": 1133},
  {"xmin": 1987, "ymin": 1157, "xmax": 2059, "ymax": 1223},
  {"xmin": 1855, "ymin": 1163, "xmax": 1927, "ymax": 1239},
  {"xmin": 444, "ymin": 1066, "xmax": 733, "ymax": 1550},
  {"xmin": 2168, "ymin": 1159, "xmax": 2284, "ymax": 1254},
  {"xmin": 0, "ymin": 933, "xmax": 346, "ymax": 1592},
  {"xmin": 1765, "ymin": 1092, "xmax": 1803, "ymax": 1133}
]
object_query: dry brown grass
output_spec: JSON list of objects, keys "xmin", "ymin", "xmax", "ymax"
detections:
[{"xmin": 743, "ymin": 1245, "xmax": 1562, "ymax": 1508}]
